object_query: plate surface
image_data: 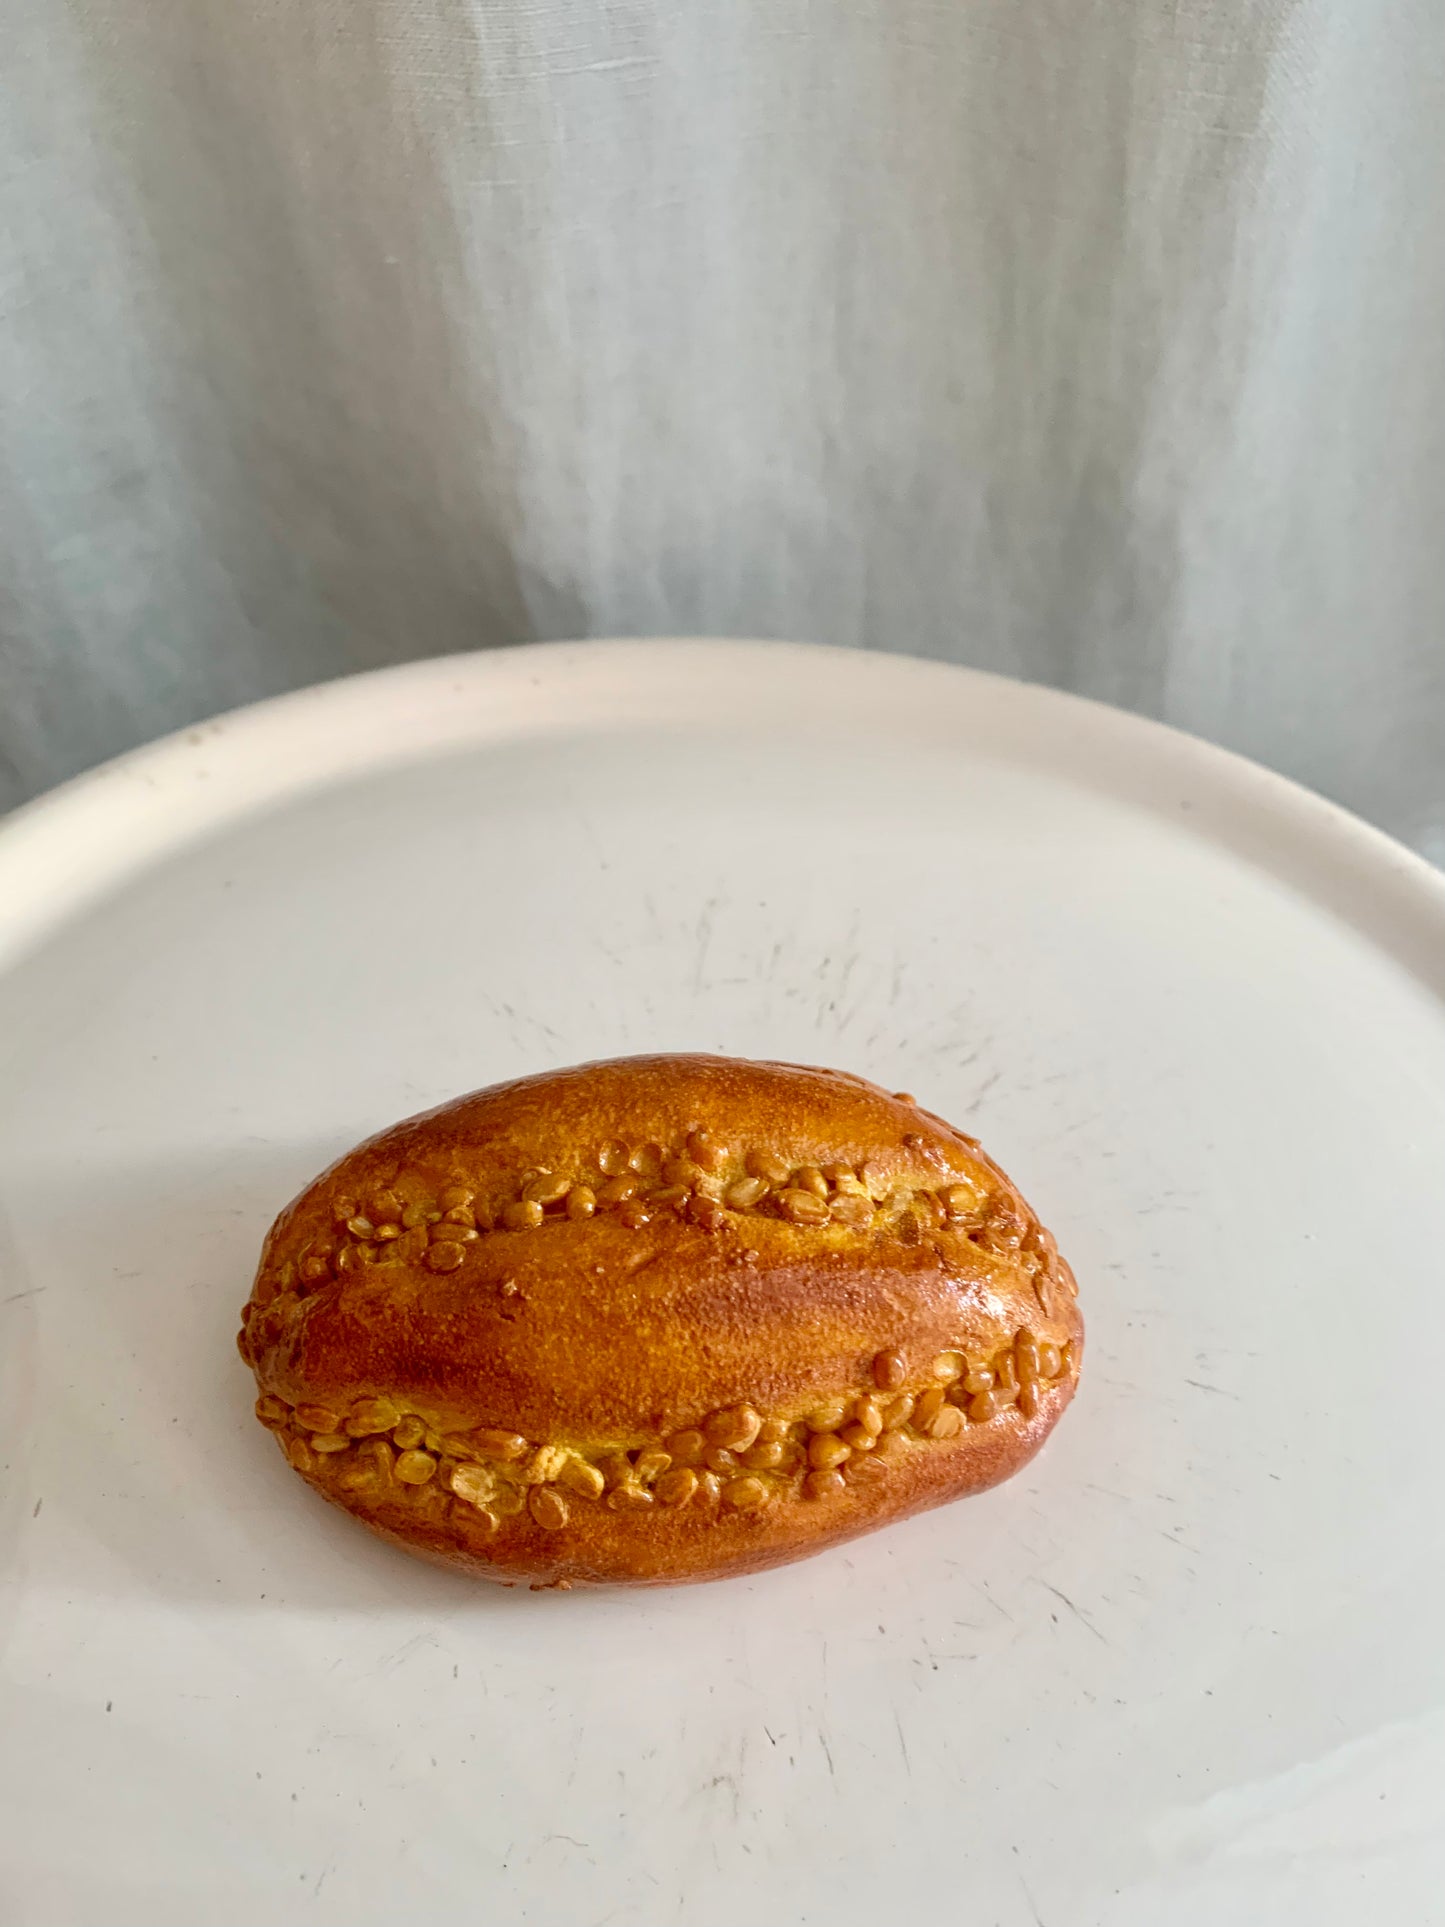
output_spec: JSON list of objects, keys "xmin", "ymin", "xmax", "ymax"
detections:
[{"xmin": 2, "ymin": 641, "xmax": 1444, "ymax": 1927}]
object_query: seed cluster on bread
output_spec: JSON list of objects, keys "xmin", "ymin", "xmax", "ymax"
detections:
[{"xmin": 238, "ymin": 1055, "xmax": 1082, "ymax": 1588}]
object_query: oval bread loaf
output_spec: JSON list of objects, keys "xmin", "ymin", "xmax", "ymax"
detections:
[{"xmin": 238, "ymin": 1055, "xmax": 1082, "ymax": 1588}]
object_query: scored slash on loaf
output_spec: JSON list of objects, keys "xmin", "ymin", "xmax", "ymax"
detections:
[{"xmin": 238, "ymin": 1054, "xmax": 1082, "ymax": 1589}]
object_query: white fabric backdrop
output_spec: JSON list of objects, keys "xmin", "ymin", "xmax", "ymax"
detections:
[{"xmin": 3, "ymin": 1, "xmax": 1443, "ymax": 856}]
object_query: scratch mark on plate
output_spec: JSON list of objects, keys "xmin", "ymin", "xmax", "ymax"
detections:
[{"xmin": 1036, "ymin": 1579, "xmax": 1108, "ymax": 1643}]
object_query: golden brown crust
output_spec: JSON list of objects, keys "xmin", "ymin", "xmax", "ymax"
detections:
[{"xmin": 238, "ymin": 1055, "xmax": 1082, "ymax": 1588}]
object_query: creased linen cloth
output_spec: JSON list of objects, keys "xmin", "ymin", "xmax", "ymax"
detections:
[{"xmin": 2, "ymin": 1, "xmax": 1443, "ymax": 857}]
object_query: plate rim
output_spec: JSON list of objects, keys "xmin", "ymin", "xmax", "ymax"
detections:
[{"xmin": 2, "ymin": 637, "xmax": 1442, "ymax": 973}]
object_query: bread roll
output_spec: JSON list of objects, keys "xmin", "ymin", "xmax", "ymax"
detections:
[{"xmin": 238, "ymin": 1055, "xmax": 1081, "ymax": 1588}]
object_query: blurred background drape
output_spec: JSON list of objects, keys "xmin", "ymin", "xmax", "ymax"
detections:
[{"xmin": 3, "ymin": 1, "xmax": 1444, "ymax": 856}]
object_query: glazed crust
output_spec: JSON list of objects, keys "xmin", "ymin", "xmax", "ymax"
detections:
[{"xmin": 238, "ymin": 1055, "xmax": 1082, "ymax": 1588}]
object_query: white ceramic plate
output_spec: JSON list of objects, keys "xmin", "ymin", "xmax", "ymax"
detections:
[{"xmin": 3, "ymin": 641, "xmax": 1444, "ymax": 1927}]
